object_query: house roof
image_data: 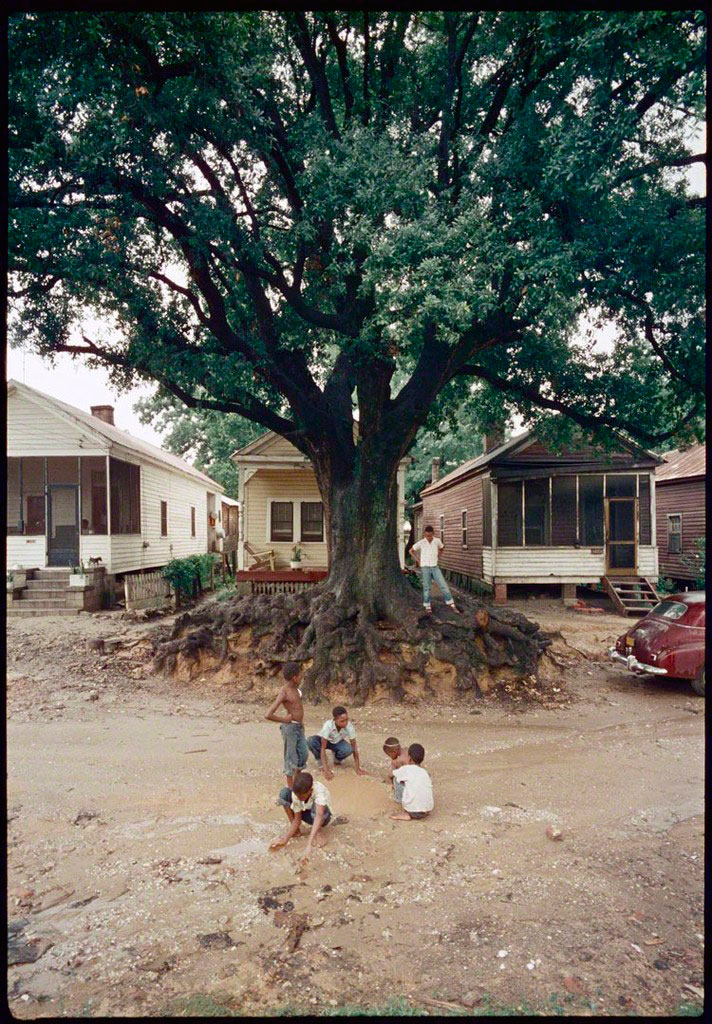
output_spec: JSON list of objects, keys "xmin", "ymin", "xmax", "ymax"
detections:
[
  {"xmin": 420, "ymin": 430, "xmax": 533, "ymax": 496},
  {"xmin": 656, "ymin": 443, "xmax": 706, "ymax": 484},
  {"xmin": 420, "ymin": 427, "xmax": 663, "ymax": 497},
  {"xmin": 8, "ymin": 379, "xmax": 223, "ymax": 491},
  {"xmin": 233, "ymin": 428, "xmax": 412, "ymax": 465}
]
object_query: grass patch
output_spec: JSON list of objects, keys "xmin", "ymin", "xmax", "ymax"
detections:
[{"xmin": 676, "ymin": 1002, "xmax": 703, "ymax": 1017}]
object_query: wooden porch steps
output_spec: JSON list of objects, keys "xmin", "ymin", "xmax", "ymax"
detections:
[{"xmin": 602, "ymin": 576, "xmax": 659, "ymax": 617}]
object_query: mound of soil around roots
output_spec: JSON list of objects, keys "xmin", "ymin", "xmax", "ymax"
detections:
[{"xmin": 149, "ymin": 583, "xmax": 563, "ymax": 705}]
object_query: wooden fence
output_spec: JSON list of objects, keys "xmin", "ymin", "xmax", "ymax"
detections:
[
  {"xmin": 124, "ymin": 570, "xmax": 172, "ymax": 611},
  {"xmin": 247, "ymin": 579, "xmax": 320, "ymax": 595}
]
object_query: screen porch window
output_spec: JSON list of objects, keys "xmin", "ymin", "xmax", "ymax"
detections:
[
  {"xmin": 482, "ymin": 476, "xmax": 492, "ymax": 546},
  {"xmin": 497, "ymin": 482, "xmax": 523, "ymax": 546},
  {"xmin": 579, "ymin": 475, "xmax": 604, "ymax": 546},
  {"xmin": 524, "ymin": 479, "xmax": 550, "ymax": 545},
  {"xmin": 109, "ymin": 458, "xmax": 141, "ymax": 534},
  {"xmin": 270, "ymin": 501, "xmax": 293, "ymax": 542},
  {"xmin": 461, "ymin": 510, "xmax": 467, "ymax": 547},
  {"xmin": 301, "ymin": 501, "xmax": 323, "ymax": 542},
  {"xmin": 439, "ymin": 515, "xmax": 445, "ymax": 545},
  {"xmin": 551, "ymin": 476, "xmax": 577, "ymax": 545},
  {"xmin": 667, "ymin": 514, "xmax": 682, "ymax": 554},
  {"xmin": 191, "ymin": 506, "xmax": 196, "ymax": 537},
  {"xmin": 161, "ymin": 501, "xmax": 168, "ymax": 537}
]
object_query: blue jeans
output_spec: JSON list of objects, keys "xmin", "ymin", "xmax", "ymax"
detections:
[
  {"xmin": 307, "ymin": 735, "xmax": 353, "ymax": 763},
  {"xmin": 394, "ymin": 780, "xmax": 405, "ymax": 802},
  {"xmin": 280, "ymin": 722, "xmax": 308, "ymax": 776},
  {"xmin": 420, "ymin": 566, "xmax": 454, "ymax": 606},
  {"xmin": 277, "ymin": 787, "xmax": 332, "ymax": 826}
]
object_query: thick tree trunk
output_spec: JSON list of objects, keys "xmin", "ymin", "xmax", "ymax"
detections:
[{"xmin": 317, "ymin": 446, "xmax": 408, "ymax": 618}]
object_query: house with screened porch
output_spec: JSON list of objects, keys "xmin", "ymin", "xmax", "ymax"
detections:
[
  {"xmin": 419, "ymin": 428, "xmax": 665, "ymax": 615},
  {"xmin": 232, "ymin": 429, "xmax": 411, "ymax": 589},
  {"xmin": 7, "ymin": 380, "xmax": 224, "ymax": 613}
]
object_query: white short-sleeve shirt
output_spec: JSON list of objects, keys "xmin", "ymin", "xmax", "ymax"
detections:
[
  {"xmin": 291, "ymin": 780, "xmax": 332, "ymax": 814},
  {"xmin": 393, "ymin": 764, "xmax": 434, "ymax": 813},
  {"xmin": 411, "ymin": 538, "xmax": 443, "ymax": 567},
  {"xmin": 319, "ymin": 719, "xmax": 357, "ymax": 744}
]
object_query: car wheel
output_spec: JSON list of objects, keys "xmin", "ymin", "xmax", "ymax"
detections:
[{"xmin": 691, "ymin": 668, "xmax": 705, "ymax": 697}]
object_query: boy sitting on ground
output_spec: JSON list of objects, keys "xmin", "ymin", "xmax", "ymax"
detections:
[
  {"xmin": 391, "ymin": 743, "xmax": 434, "ymax": 821},
  {"xmin": 271, "ymin": 771, "xmax": 332, "ymax": 868},
  {"xmin": 307, "ymin": 706, "xmax": 367, "ymax": 781},
  {"xmin": 263, "ymin": 661, "xmax": 307, "ymax": 788},
  {"xmin": 383, "ymin": 736, "xmax": 409, "ymax": 792}
]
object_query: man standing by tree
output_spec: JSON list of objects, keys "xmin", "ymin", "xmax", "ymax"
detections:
[{"xmin": 411, "ymin": 526, "xmax": 459, "ymax": 615}]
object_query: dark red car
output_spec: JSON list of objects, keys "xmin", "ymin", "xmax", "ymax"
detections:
[{"xmin": 609, "ymin": 591, "xmax": 705, "ymax": 696}]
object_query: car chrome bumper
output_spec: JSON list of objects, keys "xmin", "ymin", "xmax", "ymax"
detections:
[{"xmin": 608, "ymin": 648, "xmax": 668, "ymax": 676}]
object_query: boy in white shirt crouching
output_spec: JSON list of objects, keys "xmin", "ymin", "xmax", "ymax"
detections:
[
  {"xmin": 271, "ymin": 772, "xmax": 332, "ymax": 868},
  {"xmin": 390, "ymin": 743, "xmax": 434, "ymax": 821}
]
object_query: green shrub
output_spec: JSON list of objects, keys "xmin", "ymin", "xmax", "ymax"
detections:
[
  {"xmin": 656, "ymin": 576, "xmax": 678, "ymax": 595},
  {"xmin": 161, "ymin": 554, "xmax": 220, "ymax": 600}
]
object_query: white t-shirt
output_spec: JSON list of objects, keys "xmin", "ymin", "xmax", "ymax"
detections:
[
  {"xmin": 393, "ymin": 764, "xmax": 434, "ymax": 813},
  {"xmin": 291, "ymin": 780, "xmax": 332, "ymax": 814},
  {"xmin": 411, "ymin": 538, "xmax": 443, "ymax": 567},
  {"xmin": 319, "ymin": 719, "xmax": 357, "ymax": 744}
]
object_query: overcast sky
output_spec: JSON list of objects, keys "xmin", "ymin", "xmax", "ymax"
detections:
[{"xmin": 6, "ymin": 344, "xmax": 164, "ymax": 446}]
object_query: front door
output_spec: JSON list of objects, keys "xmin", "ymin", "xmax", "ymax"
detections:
[
  {"xmin": 47, "ymin": 485, "xmax": 79, "ymax": 567},
  {"xmin": 605, "ymin": 497, "xmax": 637, "ymax": 575}
]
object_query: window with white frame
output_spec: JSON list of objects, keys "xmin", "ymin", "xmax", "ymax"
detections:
[
  {"xmin": 461, "ymin": 509, "xmax": 467, "ymax": 547},
  {"xmin": 667, "ymin": 514, "xmax": 682, "ymax": 554},
  {"xmin": 300, "ymin": 501, "xmax": 323, "ymax": 542},
  {"xmin": 270, "ymin": 501, "xmax": 293, "ymax": 542}
]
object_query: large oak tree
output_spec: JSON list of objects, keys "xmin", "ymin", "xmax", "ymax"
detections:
[{"xmin": 9, "ymin": 11, "xmax": 705, "ymax": 697}]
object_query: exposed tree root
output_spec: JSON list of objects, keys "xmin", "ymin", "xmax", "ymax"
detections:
[{"xmin": 150, "ymin": 582, "xmax": 557, "ymax": 704}]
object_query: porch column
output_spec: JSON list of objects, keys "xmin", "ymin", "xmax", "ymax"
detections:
[
  {"xmin": 491, "ymin": 479, "xmax": 498, "ymax": 578},
  {"xmin": 649, "ymin": 470, "xmax": 658, "ymax": 578},
  {"xmin": 397, "ymin": 464, "xmax": 406, "ymax": 569},
  {"xmin": 237, "ymin": 464, "xmax": 245, "ymax": 570},
  {"xmin": 106, "ymin": 455, "xmax": 112, "ymax": 537}
]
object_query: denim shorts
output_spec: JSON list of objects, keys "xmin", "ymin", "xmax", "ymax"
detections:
[{"xmin": 281, "ymin": 722, "xmax": 308, "ymax": 776}]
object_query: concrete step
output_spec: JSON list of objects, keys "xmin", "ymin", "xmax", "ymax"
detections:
[
  {"xmin": 7, "ymin": 607, "xmax": 82, "ymax": 617},
  {"xmin": 14, "ymin": 598, "xmax": 72, "ymax": 609},
  {"xmin": 24, "ymin": 581, "xmax": 69, "ymax": 591}
]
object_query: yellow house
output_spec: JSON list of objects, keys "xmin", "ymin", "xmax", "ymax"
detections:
[{"xmin": 232, "ymin": 430, "xmax": 411, "ymax": 572}]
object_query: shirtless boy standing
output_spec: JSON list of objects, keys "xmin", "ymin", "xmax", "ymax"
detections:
[{"xmin": 264, "ymin": 662, "xmax": 308, "ymax": 788}]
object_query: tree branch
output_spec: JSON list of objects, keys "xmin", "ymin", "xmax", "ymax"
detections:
[{"xmin": 459, "ymin": 362, "xmax": 700, "ymax": 445}]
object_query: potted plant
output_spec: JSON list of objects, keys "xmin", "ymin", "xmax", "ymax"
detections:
[
  {"xmin": 289, "ymin": 544, "xmax": 303, "ymax": 570},
  {"xmin": 7, "ymin": 566, "xmax": 27, "ymax": 591},
  {"xmin": 69, "ymin": 562, "xmax": 88, "ymax": 588}
]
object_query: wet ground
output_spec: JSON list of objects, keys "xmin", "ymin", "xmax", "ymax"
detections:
[{"xmin": 5, "ymin": 601, "xmax": 705, "ymax": 1017}]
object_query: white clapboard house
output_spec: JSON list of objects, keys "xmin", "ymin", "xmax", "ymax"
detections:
[{"xmin": 7, "ymin": 380, "xmax": 225, "ymax": 611}]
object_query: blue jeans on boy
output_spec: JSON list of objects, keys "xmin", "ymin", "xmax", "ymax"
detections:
[
  {"xmin": 277, "ymin": 787, "xmax": 332, "ymax": 826},
  {"xmin": 280, "ymin": 721, "xmax": 308, "ymax": 777},
  {"xmin": 307, "ymin": 734, "xmax": 353, "ymax": 763},
  {"xmin": 393, "ymin": 779, "xmax": 405, "ymax": 802},
  {"xmin": 420, "ymin": 565, "xmax": 454, "ymax": 607}
]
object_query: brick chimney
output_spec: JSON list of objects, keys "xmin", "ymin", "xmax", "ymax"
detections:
[
  {"xmin": 431, "ymin": 457, "xmax": 441, "ymax": 484},
  {"xmin": 90, "ymin": 405, "xmax": 115, "ymax": 426},
  {"xmin": 483, "ymin": 426, "xmax": 505, "ymax": 454}
]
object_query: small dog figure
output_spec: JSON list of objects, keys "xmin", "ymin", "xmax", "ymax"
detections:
[{"xmin": 88, "ymin": 556, "xmax": 103, "ymax": 566}]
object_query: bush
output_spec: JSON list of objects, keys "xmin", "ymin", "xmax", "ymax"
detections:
[
  {"xmin": 161, "ymin": 554, "xmax": 219, "ymax": 601},
  {"xmin": 656, "ymin": 576, "xmax": 678, "ymax": 595}
]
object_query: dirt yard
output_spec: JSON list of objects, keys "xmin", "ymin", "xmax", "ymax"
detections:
[{"xmin": 6, "ymin": 598, "xmax": 704, "ymax": 1017}]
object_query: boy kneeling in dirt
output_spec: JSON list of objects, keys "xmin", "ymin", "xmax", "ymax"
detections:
[
  {"xmin": 383, "ymin": 736, "xmax": 409, "ymax": 794},
  {"xmin": 271, "ymin": 771, "xmax": 332, "ymax": 867},
  {"xmin": 307, "ymin": 706, "xmax": 367, "ymax": 780},
  {"xmin": 391, "ymin": 743, "xmax": 434, "ymax": 821}
]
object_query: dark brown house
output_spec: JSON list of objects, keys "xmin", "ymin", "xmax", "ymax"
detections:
[
  {"xmin": 655, "ymin": 444, "xmax": 705, "ymax": 584},
  {"xmin": 419, "ymin": 429, "xmax": 664, "ymax": 612}
]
